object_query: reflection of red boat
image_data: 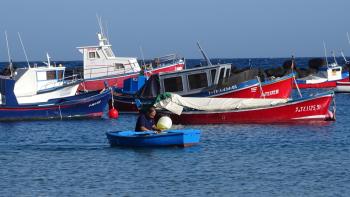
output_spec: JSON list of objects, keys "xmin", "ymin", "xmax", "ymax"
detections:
[
  {"xmin": 154, "ymin": 92, "xmax": 335, "ymax": 124},
  {"xmin": 77, "ymin": 30, "xmax": 184, "ymax": 91},
  {"xmin": 113, "ymin": 63, "xmax": 294, "ymax": 112}
]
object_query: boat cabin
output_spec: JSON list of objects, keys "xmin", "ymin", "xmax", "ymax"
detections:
[
  {"xmin": 319, "ymin": 63, "xmax": 343, "ymax": 81},
  {"xmin": 159, "ymin": 64, "xmax": 232, "ymax": 95},
  {"xmin": 12, "ymin": 65, "xmax": 67, "ymax": 97},
  {"xmin": 77, "ymin": 33, "xmax": 141, "ymax": 80},
  {"xmin": 137, "ymin": 64, "xmax": 232, "ymax": 97}
]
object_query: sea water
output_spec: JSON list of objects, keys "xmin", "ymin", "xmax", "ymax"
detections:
[{"xmin": 0, "ymin": 58, "xmax": 349, "ymax": 196}]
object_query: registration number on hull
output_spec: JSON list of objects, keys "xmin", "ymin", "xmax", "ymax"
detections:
[{"xmin": 295, "ymin": 104, "xmax": 321, "ymax": 112}]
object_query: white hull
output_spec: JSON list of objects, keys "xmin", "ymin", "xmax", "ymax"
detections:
[
  {"xmin": 16, "ymin": 84, "xmax": 79, "ymax": 104},
  {"xmin": 334, "ymin": 82, "xmax": 350, "ymax": 92}
]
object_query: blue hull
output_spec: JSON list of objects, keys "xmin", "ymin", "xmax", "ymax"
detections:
[
  {"xmin": 106, "ymin": 129, "xmax": 201, "ymax": 147},
  {"xmin": 0, "ymin": 89, "xmax": 111, "ymax": 121}
]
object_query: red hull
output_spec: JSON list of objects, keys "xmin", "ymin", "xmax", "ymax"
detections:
[
  {"xmin": 79, "ymin": 63, "xmax": 184, "ymax": 91},
  {"xmin": 167, "ymin": 94, "xmax": 334, "ymax": 124},
  {"xmin": 216, "ymin": 76, "xmax": 293, "ymax": 99},
  {"xmin": 294, "ymin": 77, "xmax": 350, "ymax": 89}
]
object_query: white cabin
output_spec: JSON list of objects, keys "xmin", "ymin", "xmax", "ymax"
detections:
[{"xmin": 77, "ymin": 33, "xmax": 141, "ymax": 80}]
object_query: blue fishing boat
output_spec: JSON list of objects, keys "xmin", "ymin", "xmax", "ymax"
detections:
[
  {"xmin": 0, "ymin": 76, "xmax": 111, "ymax": 121},
  {"xmin": 106, "ymin": 129, "xmax": 201, "ymax": 147}
]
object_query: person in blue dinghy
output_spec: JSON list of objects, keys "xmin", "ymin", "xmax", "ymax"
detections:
[{"xmin": 135, "ymin": 107, "xmax": 162, "ymax": 132}]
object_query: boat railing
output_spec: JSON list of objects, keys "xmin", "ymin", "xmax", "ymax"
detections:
[
  {"xmin": 145, "ymin": 54, "xmax": 184, "ymax": 69},
  {"xmin": 84, "ymin": 65, "xmax": 129, "ymax": 79}
]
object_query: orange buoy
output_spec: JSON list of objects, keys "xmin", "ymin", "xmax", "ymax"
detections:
[{"xmin": 109, "ymin": 108, "xmax": 119, "ymax": 119}]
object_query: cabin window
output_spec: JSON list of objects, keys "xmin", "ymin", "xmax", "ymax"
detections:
[
  {"xmin": 46, "ymin": 71, "xmax": 57, "ymax": 80},
  {"xmin": 188, "ymin": 73, "xmax": 208, "ymax": 90},
  {"xmin": 88, "ymin": 51, "xmax": 100, "ymax": 59},
  {"xmin": 332, "ymin": 68, "xmax": 341, "ymax": 72},
  {"xmin": 115, "ymin": 63, "xmax": 125, "ymax": 70},
  {"xmin": 218, "ymin": 68, "xmax": 225, "ymax": 84},
  {"xmin": 210, "ymin": 69, "xmax": 217, "ymax": 84},
  {"xmin": 57, "ymin": 70, "xmax": 64, "ymax": 80},
  {"xmin": 164, "ymin": 77, "xmax": 183, "ymax": 92}
]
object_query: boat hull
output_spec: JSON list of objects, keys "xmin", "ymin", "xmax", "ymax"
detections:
[
  {"xmin": 295, "ymin": 77, "xmax": 349, "ymax": 89},
  {"xmin": 163, "ymin": 93, "xmax": 334, "ymax": 124},
  {"xmin": 334, "ymin": 81, "xmax": 350, "ymax": 92},
  {"xmin": 106, "ymin": 129, "xmax": 201, "ymax": 147},
  {"xmin": 79, "ymin": 63, "xmax": 184, "ymax": 91},
  {"xmin": 0, "ymin": 90, "xmax": 111, "ymax": 121},
  {"xmin": 16, "ymin": 83, "xmax": 80, "ymax": 104}
]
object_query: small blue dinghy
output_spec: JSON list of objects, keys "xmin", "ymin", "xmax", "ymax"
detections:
[{"xmin": 106, "ymin": 129, "xmax": 201, "ymax": 147}]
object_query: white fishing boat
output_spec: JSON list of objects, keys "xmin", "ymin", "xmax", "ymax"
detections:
[
  {"xmin": 76, "ymin": 19, "xmax": 184, "ymax": 91},
  {"xmin": 0, "ymin": 33, "xmax": 80, "ymax": 104}
]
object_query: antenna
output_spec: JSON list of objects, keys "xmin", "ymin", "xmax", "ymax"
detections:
[
  {"xmin": 196, "ymin": 41, "xmax": 212, "ymax": 66},
  {"xmin": 96, "ymin": 14, "xmax": 104, "ymax": 36},
  {"xmin": 331, "ymin": 50, "xmax": 338, "ymax": 65},
  {"xmin": 323, "ymin": 41, "xmax": 329, "ymax": 67},
  {"xmin": 347, "ymin": 32, "xmax": 350, "ymax": 46},
  {"xmin": 340, "ymin": 50, "xmax": 348, "ymax": 63},
  {"xmin": 5, "ymin": 31, "xmax": 14, "ymax": 77},
  {"xmin": 139, "ymin": 46, "xmax": 146, "ymax": 67},
  {"xmin": 18, "ymin": 32, "xmax": 31, "ymax": 68}
]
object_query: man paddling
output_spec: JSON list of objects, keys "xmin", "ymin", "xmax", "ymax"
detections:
[{"xmin": 135, "ymin": 107, "xmax": 161, "ymax": 132}]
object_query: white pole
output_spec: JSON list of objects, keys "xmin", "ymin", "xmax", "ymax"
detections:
[
  {"xmin": 18, "ymin": 32, "xmax": 31, "ymax": 68},
  {"xmin": 139, "ymin": 46, "xmax": 146, "ymax": 67},
  {"xmin": 5, "ymin": 31, "xmax": 14, "ymax": 77},
  {"xmin": 323, "ymin": 41, "xmax": 329, "ymax": 67},
  {"xmin": 331, "ymin": 50, "xmax": 338, "ymax": 65}
]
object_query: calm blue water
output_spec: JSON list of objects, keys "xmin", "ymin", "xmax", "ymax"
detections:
[{"xmin": 1, "ymin": 58, "xmax": 350, "ymax": 196}]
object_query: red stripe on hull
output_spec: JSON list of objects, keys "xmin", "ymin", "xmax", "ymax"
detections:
[
  {"xmin": 168, "ymin": 95, "xmax": 333, "ymax": 124},
  {"xmin": 294, "ymin": 78, "xmax": 349, "ymax": 89}
]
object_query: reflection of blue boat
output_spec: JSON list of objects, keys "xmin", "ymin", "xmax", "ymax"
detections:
[
  {"xmin": 0, "ymin": 76, "xmax": 111, "ymax": 121},
  {"xmin": 106, "ymin": 129, "xmax": 201, "ymax": 147}
]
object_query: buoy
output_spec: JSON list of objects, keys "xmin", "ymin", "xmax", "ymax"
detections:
[
  {"xmin": 109, "ymin": 108, "xmax": 119, "ymax": 119},
  {"xmin": 157, "ymin": 116, "xmax": 172, "ymax": 130}
]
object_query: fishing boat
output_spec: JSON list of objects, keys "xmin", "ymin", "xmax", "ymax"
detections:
[
  {"xmin": 8, "ymin": 58, "xmax": 81, "ymax": 104},
  {"xmin": 2, "ymin": 33, "xmax": 81, "ymax": 104},
  {"xmin": 0, "ymin": 76, "xmax": 111, "ymax": 121},
  {"xmin": 112, "ymin": 63, "xmax": 294, "ymax": 112},
  {"xmin": 106, "ymin": 129, "xmax": 201, "ymax": 147},
  {"xmin": 295, "ymin": 63, "xmax": 349, "ymax": 88},
  {"xmin": 153, "ymin": 92, "xmax": 335, "ymax": 124},
  {"xmin": 76, "ymin": 25, "xmax": 184, "ymax": 91}
]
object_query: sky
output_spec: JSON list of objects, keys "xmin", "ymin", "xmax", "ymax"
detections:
[{"xmin": 0, "ymin": 0, "xmax": 350, "ymax": 61}]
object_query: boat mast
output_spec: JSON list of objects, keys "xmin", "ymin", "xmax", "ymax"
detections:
[
  {"xmin": 18, "ymin": 32, "xmax": 31, "ymax": 68},
  {"xmin": 323, "ymin": 41, "xmax": 329, "ymax": 68},
  {"xmin": 331, "ymin": 50, "xmax": 338, "ymax": 65},
  {"xmin": 139, "ymin": 46, "xmax": 146, "ymax": 67},
  {"xmin": 5, "ymin": 31, "xmax": 14, "ymax": 77},
  {"xmin": 196, "ymin": 41, "xmax": 213, "ymax": 66}
]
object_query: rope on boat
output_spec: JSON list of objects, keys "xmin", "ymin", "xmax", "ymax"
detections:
[{"xmin": 291, "ymin": 56, "xmax": 302, "ymax": 98}]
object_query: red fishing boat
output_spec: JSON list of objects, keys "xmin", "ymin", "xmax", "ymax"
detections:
[
  {"xmin": 153, "ymin": 92, "xmax": 335, "ymax": 124},
  {"xmin": 77, "ymin": 28, "xmax": 184, "ymax": 91},
  {"xmin": 113, "ymin": 63, "xmax": 294, "ymax": 112}
]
